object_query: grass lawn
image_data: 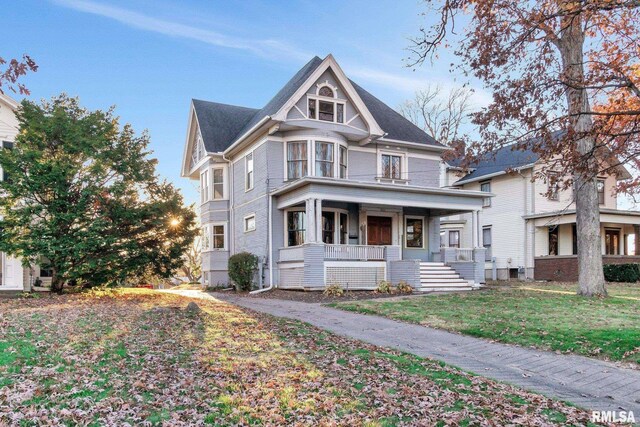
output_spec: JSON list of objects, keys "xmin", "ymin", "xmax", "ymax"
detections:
[
  {"xmin": 0, "ymin": 289, "xmax": 596, "ymax": 425},
  {"xmin": 332, "ymin": 282, "xmax": 640, "ymax": 365}
]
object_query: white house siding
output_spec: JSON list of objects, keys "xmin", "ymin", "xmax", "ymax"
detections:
[{"xmin": 0, "ymin": 96, "xmax": 26, "ymax": 291}]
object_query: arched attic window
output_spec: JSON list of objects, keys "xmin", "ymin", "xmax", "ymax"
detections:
[{"xmin": 308, "ymin": 82, "xmax": 344, "ymax": 123}]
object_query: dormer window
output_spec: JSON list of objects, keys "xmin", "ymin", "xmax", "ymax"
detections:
[{"xmin": 307, "ymin": 83, "xmax": 345, "ymax": 124}]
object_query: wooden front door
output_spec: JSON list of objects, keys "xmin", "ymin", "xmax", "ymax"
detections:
[{"xmin": 367, "ymin": 216, "xmax": 392, "ymax": 245}]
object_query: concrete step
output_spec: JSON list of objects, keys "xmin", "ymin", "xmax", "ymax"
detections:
[
  {"xmin": 418, "ymin": 286, "xmax": 473, "ymax": 292},
  {"xmin": 420, "ymin": 274, "xmax": 461, "ymax": 279},
  {"xmin": 420, "ymin": 278, "xmax": 468, "ymax": 284},
  {"xmin": 420, "ymin": 262, "xmax": 445, "ymax": 267},
  {"xmin": 419, "ymin": 266, "xmax": 451, "ymax": 271}
]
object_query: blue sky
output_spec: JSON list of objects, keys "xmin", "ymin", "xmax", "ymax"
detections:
[{"xmin": 3, "ymin": 0, "xmax": 485, "ymax": 205}]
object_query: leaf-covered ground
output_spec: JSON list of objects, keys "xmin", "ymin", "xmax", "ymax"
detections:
[
  {"xmin": 0, "ymin": 289, "xmax": 601, "ymax": 426},
  {"xmin": 332, "ymin": 282, "xmax": 640, "ymax": 366}
]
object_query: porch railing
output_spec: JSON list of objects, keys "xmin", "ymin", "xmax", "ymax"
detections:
[
  {"xmin": 279, "ymin": 245, "xmax": 305, "ymax": 262},
  {"xmin": 324, "ymin": 244, "xmax": 386, "ymax": 261},
  {"xmin": 442, "ymin": 247, "xmax": 475, "ymax": 262}
]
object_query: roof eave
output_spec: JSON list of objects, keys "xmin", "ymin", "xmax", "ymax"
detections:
[{"xmin": 454, "ymin": 163, "xmax": 536, "ymax": 186}]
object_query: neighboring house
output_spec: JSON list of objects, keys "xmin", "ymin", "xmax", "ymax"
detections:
[
  {"xmin": 0, "ymin": 94, "xmax": 30, "ymax": 292},
  {"xmin": 443, "ymin": 142, "xmax": 639, "ymax": 281},
  {"xmin": 182, "ymin": 54, "xmax": 490, "ymax": 291}
]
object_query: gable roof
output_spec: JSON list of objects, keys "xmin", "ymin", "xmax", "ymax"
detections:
[
  {"xmin": 191, "ymin": 55, "xmax": 442, "ymax": 155},
  {"xmin": 350, "ymin": 81, "xmax": 441, "ymax": 146},
  {"xmin": 451, "ymin": 144, "xmax": 540, "ymax": 185},
  {"xmin": 192, "ymin": 100, "xmax": 258, "ymax": 153}
]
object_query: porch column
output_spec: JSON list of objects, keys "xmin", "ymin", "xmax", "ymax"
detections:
[
  {"xmin": 306, "ymin": 198, "xmax": 316, "ymax": 243},
  {"xmin": 315, "ymin": 199, "xmax": 323, "ymax": 244},
  {"xmin": 471, "ymin": 210, "xmax": 478, "ymax": 248},
  {"xmin": 635, "ymin": 225, "xmax": 640, "ymax": 255}
]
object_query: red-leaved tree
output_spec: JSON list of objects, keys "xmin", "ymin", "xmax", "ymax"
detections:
[
  {"xmin": 410, "ymin": 0, "xmax": 640, "ymax": 296},
  {"xmin": 0, "ymin": 54, "xmax": 37, "ymax": 95}
]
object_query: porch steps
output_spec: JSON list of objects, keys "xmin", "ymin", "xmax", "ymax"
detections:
[{"xmin": 418, "ymin": 262, "xmax": 472, "ymax": 291}]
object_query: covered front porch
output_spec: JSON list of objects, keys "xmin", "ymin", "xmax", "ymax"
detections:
[
  {"xmin": 271, "ymin": 178, "xmax": 488, "ymax": 290},
  {"xmin": 527, "ymin": 209, "xmax": 640, "ymax": 281}
]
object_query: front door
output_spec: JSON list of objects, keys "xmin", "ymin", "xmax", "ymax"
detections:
[{"xmin": 367, "ymin": 216, "xmax": 392, "ymax": 245}]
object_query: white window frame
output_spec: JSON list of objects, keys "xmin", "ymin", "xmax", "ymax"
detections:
[
  {"xmin": 200, "ymin": 169, "xmax": 210, "ymax": 204},
  {"xmin": 211, "ymin": 222, "xmax": 227, "ymax": 251},
  {"xmin": 244, "ymin": 213, "xmax": 256, "ymax": 233},
  {"xmin": 306, "ymin": 83, "xmax": 346, "ymax": 124},
  {"xmin": 376, "ymin": 150, "xmax": 407, "ymax": 183},
  {"xmin": 285, "ymin": 140, "xmax": 310, "ymax": 181},
  {"xmin": 245, "ymin": 151, "xmax": 254, "ymax": 191},
  {"xmin": 314, "ymin": 141, "xmax": 335, "ymax": 178},
  {"xmin": 211, "ymin": 166, "xmax": 227, "ymax": 200},
  {"xmin": 201, "ymin": 224, "xmax": 211, "ymax": 252},
  {"xmin": 320, "ymin": 208, "xmax": 349, "ymax": 245},
  {"xmin": 480, "ymin": 181, "xmax": 491, "ymax": 207},
  {"xmin": 404, "ymin": 215, "xmax": 425, "ymax": 249},
  {"xmin": 284, "ymin": 208, "xmax": 307, "ymax": 247}
]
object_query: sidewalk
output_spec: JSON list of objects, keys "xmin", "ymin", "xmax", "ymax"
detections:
[{"xmin": 166, "ymin": 289, "xmax": 640, "ymax": 414}]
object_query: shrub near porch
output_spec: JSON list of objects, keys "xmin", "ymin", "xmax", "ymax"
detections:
[
  {"xmin": 333, "ymin": 282, "xmax": 640, "ymax": 365},
  {"xmin": 0, "ymin": 289, "xmax": 594, "ymax": 425}
]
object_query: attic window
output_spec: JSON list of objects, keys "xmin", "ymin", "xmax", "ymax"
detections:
[
  {"xmin": 319, "ymin": 86, "xmax": 334, "ymax": 97},
  {"xmin": 308, "ymin": 97, "xmax": 344, "ymax": 123}
]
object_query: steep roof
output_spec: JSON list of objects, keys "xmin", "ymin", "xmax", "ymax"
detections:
[
  {"xmin": 350, "ymin": 81, "xmax": 442, "ymax": 146},
  {"xmin": 452, "ymin": 145, "xmax": 540, "ymax": 184},
  {"xmin": 192, "ymin": 55, "xmax": 442, "ymax": 153}
]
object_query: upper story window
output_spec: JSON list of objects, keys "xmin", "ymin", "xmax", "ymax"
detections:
[
  {"xmin": 200, "ymin": 169, "xmax": 209, "ymax": 203},
  {"xmin": 307, "ymin": 84, "xmax": 345, "ymax": 124},
  {"xmin": 287, "ymin": 141, "xmax": 308, "ymax": 180},
  {"xmin": 480, "ymin": 181, "xmax": 491, "ymax": 207},
  {"xmin": 245, "ymin": 152, "xmax": 254, "ymax": 191},
  {"xmin": 597, "ymin": 178, "xmax": 605, "ymax": 205},
  {"xmin": 212, "ymin": 168, "xmax": 224, "ymax": 200},
  {"xmin": 547, "ymin": 172, "xmax": 559, "ymax": 201},
  {"xmin": 315, "ymin": 141, "xmax": 334, "ymax": 177},
  {"xmin": 381, "ymin": 154, "xmax": 402, "ymax": 179},
  {"xmin": 339, "ymin": 146, "xmax": 347, "ymax": 179}
]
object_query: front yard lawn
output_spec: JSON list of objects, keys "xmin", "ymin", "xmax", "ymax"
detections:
[
  {"xmin": 0, "ymin": 289, "xmax": 595, "ymax": 425},
  {"xmin": 332, "ymin": 282, "xmax": 640, "ymax": 366}
]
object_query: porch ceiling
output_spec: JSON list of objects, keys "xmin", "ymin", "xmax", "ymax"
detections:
[
  {"xmin": 272, "ymin": 177, "xmax": 486, "ymax": 215},
  {"xmin": 526, "ymin": 208, "xmax": 640, "ymax": 227}
]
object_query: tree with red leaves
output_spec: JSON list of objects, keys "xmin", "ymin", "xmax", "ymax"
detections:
[
  {"xmin": 410, "ymin": 0, "xmax": 640, "ymax": 296},
  {"xmin": 0, "ymin": 54, "xmax": 37, "ymax": 95}
]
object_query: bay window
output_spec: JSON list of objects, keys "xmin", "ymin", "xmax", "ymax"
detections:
[
  {"xmin": 339, "ymin": 146, "xmax": 347, "ymax": 178},
  {"xmin": 212, "ymin": 168, "xmax": 224, "ymax": 200},
  {"xmin": 287, "ymin": 141, "xmax": 308, "ymax": 180},
  {"xmin": 315, "ymin": 141, "xmax": 334, "ymax": 177},
  {"xmin": 212, "ymin": 224, "xmax": 226, "ymax": 250},
  {"xmin": 200, "ymin": 169, "xmax": 209, "ymax": 203}
]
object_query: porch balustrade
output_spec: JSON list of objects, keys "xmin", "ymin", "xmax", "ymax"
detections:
[{"xmin": 324, "ymin": 244, "xmax": 386, "ymax": 261}]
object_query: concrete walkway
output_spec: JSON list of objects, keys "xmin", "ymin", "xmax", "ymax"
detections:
[{"xmin": 166, "ymin": 290, "xmax": 640, "ymax": 414}]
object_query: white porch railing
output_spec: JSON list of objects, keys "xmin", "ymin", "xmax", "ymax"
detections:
[
  {"xmin": 441, "ymin": 247, "xmax": 475, "ymax": 262},
  {"xmin": 324, "ymin": 244, "xmax": 386, "ymax": 261}
]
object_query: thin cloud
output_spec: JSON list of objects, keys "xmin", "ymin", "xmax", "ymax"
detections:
[
  {"xmin": 52, "ymin": 0, "xmax": 487, "ymax": 101},
  {"xmin": 52, "ymin": 0, "xmax": 312, "ymax": 62}
]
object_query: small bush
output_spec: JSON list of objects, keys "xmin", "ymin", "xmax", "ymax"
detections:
[
  {"xmin": 323, "ymin": 283, "xmax": 344, "ymax": 297},
  {"xmin": 396, "ymin": 280, "xmax": 413, "ymax": 294},
  {"xmin": 603, "ymin": 263, "xmax": 640, "ymax": 283},
  {"xmin": 228, "ymin": 252, "xmax": 258, "ymax": 291},
  {"xmin": 375, "ymin": 280, "xmax": 393, "ymax": 294}
]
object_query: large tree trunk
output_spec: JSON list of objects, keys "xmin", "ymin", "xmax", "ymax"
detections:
[
  {"xmin": 50, "ymin": 268, "xmax": 64, "ymax": 295},
  {"xmin": 559, "ymin": 5, "xmax": 606, "ymax": 296}
]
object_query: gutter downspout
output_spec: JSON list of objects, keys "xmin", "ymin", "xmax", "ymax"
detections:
[{"xmin": 250, "ymin": 191, "xmax": 273, "ymax": 294}]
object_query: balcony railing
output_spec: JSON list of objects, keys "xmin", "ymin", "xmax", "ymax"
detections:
[{"xmin": 324, "ymin": 244, "xmax": 385, "ymax": 261}]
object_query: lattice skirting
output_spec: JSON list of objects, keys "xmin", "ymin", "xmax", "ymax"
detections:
[
  {"xmin": 324, "ymin": 261, "xmax": 386, "ymax": 289},
  {"xmin": 278, "ymin": 266, "xmax": 305, "ymax": 289}
]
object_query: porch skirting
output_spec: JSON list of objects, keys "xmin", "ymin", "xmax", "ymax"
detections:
[{"xmin": 534, "ymin": 255, "xmax": 640, "ymax": 282}]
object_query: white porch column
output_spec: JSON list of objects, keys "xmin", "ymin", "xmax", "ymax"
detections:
[
  {"xmin": 476, "ymin": 210, "xmax": 482, "ymax": 248},
  {"xmin": 315, "ymin": 199, "xmax": 323, "ymax": 243},
  {"xmin": 471, "ymin": 210, "xmax": 478, "ymax": 248},
  {"xmin": 306, "ymin": 198, "xmax": 316, "ymax": 243}
]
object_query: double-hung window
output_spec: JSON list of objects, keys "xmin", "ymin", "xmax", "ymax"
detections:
[
  {"xmin": 449, "ymin": 230, "xmax": 460, "ymax": 248},
  {"xmin": 245, "ymin": 152, "xmax": 254, "ymax": 191},
  {"xmin": 315, "ymin": 142, "xmax": 334, "ymax": 177},
  {"xmin": 547, "ymin": 172, "xmax": 559, "ymax": 201},
  {"xmin": 202, "ymin": 225, "xmax": 211, "ymax": 251},
  {"xmin": 287, "ymin": 141, "xmax": 308, "ymax": 180},
  {"xmin": 381, "ymin": 154, "xmax": 402, "ymax": 179},
  {"xmin": 480, "ymin": 181, "xmax": 491, "ymax": 207},
  {"xmin": 339, "ymin": 146, "xmax": 347, "ymax": 178},
  {"xmin": 597, "ymin": 179, "xmax": 605, "ymax": 205},
  {"xmin": 212, "ymin": 168, "xmax": 224, "ymax": 200},
  {"xmin": 200, "ymin": 169, "xmax": 210, "ymax": 203},
  {"xmin": 212, "ymin": 224, "xmax": 226, "ymax": 250},
  {"xmin": 483, "ymin": 227, "xmax": 492, "ymax": 260}
]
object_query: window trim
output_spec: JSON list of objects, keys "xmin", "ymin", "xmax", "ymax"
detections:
[
  {"xmin": 480, "ymin": 181, "xmax": 492, "ymax": 207},
  {"xmin": 211, "ymin": 166, "xmax": 227, "ymax": 200},
  {"xmin": 548, "ymin": 225, "xmax": 559, "ymax": 256},
  {"xmin": 376, "ymin": 149, "xmax": 407, "ymax": 183},
  {"xmin": 597, "ymin": 178, "xmax": 606, "ymax": 205},
  {"xmin": 283, "ymin": 138, "xmax": 348, "ymax": 181},
  {"xmin": 285, "ymin": 140, "xmax": 309, "ymax": 181},
  {"xmin": 306, "ymin": 87, "xmax": 346, "ymax": 124},
  {"xmin": 482, "ymin": 226, "xmax": 492, "ymax": 261},
  {"xmin": 210, "ymin": 222, "xmax": 227, "ymax": 251},
  {"xmin": 404, "ymin": 215, "xmax": 425, "ymax": 249},
  {"xmin": 245, "ymin": 151, "xmax": 254, "ymax": 192},
  {"xmin": 547, "ymin": 171, "xmax": 560, "ymax": 201},
  {"xmin": 314, "ymin": 141, "xmax": 335, "ymax": 178},
  {"xmin": 200, "ymin": 169, "xmax": 210, "ymax": 204},
  {"xmin": 243, "ymin": 213, "xmax": 256, "ymax": 233},
  {"xmin": 284, "ymin": 208, "xmax": 307, "ymax": 247},
  {"xmin": 448, "ymin": 230, "xmax": 461, "ymax": 248}
]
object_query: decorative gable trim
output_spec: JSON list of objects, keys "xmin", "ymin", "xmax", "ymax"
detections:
[
  {"xmin": 181, "ymin": 102, "xmax": 211, "ymax": 178},
  {"xmin": 272, "ymin": 54, "xmax": 385, "ymax": 139}
]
